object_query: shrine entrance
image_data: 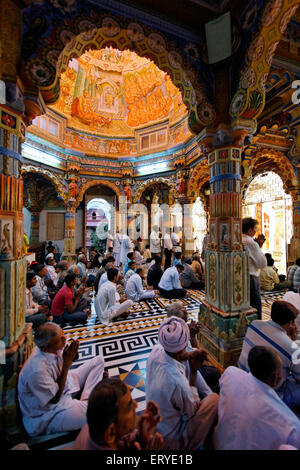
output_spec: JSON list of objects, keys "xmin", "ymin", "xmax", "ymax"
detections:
[{"xmin": 243, "ymin": 171, "xmax": 293, "ymax": 275}]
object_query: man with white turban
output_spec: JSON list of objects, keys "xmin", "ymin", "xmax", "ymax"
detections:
[{"xmin": 146, "ymin": 316, "xmax": 219, "ymax": 450}]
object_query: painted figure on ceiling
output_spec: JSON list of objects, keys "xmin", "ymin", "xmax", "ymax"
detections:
[{"xmin": 71, "ymin": 90, "xmax": 111, "ymax": 128}]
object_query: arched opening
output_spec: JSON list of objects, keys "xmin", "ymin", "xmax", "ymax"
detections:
[
  {"xmin": 22, "ymin": 172, "xmax": 65, "ymax": 261},
  {"xmin": 84, "ymin": 185, "xmax": 117, "ymax": 255},
  {"xmin": 192, "ymin": 197, "xmax": 207, "ymax": 253},
  {"xmin": 242, "ymin": 171, "xmax": 293, "ymax": 274}
]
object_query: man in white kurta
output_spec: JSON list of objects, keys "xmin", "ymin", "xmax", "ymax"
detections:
[
  {"xmin": 150, "ymin": 226, "xmax": 161, "ymax": 258},
  {"xmin": 119, "ymin": 233, "xmax": 134, "ymax": 268},
  {"xmin": 94, "ymin": 268, "xmax": 133, "ymax": 325},
  {"xmin": 158, "ymin": 265, "xmax": 186, "ymax": 299},
  {"xmin": 214, "ymin": 347, "xmax": 300, "ymax": 450},
  {"xmin": 113, "ymin": 231, "xmax": 122, "ymax": 267},
  {"xmin": 125, "ymin": 269, "xmax": 156, "ymax": 302},
  {"xmin": 146, "ymin": 317, "xmax": 218, "ymax": 450},
  {"xmin": 18, "ymin": 323, "xmax": 104, "ymax": 437}
]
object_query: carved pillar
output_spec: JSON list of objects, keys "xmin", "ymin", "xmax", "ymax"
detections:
[
  {"xmin": 288, "ymin": 189, "xmax": 300, "ymax": 265},
  {"xmin": 30, "ymin": 210, "xmax": 41, "ymax": 244},
  {"xmin": 64, "ymin": 202, "xmax": 78, "ymax": 262},
  {"xmin": 198, "ymin": 144, "xmax": 256, "ymax": 370}
]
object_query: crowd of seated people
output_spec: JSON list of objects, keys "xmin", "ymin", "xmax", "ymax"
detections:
[
  {"xmin": 19, "ymin": 233, "xmax": 300, "ymax": 450},
  {"xmin": 18, "ymin": 297, "xmax": 300, "ymax": 450}
]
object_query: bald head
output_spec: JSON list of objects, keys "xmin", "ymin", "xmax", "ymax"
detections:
[{"xmin": 166, "ymin": 302, "xmax": 188, "ymax": 323}]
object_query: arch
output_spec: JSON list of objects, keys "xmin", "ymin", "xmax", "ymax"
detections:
[
  {"xmin": 133, "ymin": 177, "xmax": 176, "ymax": 204},
  {"xmin": 188, "ymin": 158, "xmax": 210, "ymax": 202},
  {"xmin": 230, "ymin": 0, "xmax": 300, "ymax": 120},
  {"xmin": 21, "ymin": 11, "xmax": 215, "ymax": 131},
  {"xmin": 21, "ymin": 164, "xmax": 67, "ymax": 202},
  {"xmin": 77, "ymin": 179, "xmax": 120, "ymax": 202},
  {"xmin": 242, "ymin": 148, "xmax": 297, "ymax": 194}
]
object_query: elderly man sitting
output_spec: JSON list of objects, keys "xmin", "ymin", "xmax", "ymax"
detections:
[
  {"xmin": 125, "ymin": 268, "xmax": 158, "ymax": 302},
  {"xmin": 146, "ymin": 316, "xmax": 219, "ymax": 450},
  {"xmin": 18, "ymin": 323, "xmax": 105, "ymax": 437},
  {"xmin": 214, "ymin": 346, "xmax": 300, "ymax": 450}
]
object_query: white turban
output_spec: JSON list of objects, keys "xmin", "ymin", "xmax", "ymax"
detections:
[{"xmin": 158, "ymin": 316, "xmax": 189, "ymax": 353}]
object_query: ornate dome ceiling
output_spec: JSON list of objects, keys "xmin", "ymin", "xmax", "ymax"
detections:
[{"xmin": 49, "ymin": 47, "xmax": 189, "ymax": 138}]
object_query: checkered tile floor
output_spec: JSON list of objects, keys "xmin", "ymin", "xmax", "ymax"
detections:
[{"xmin": 65, "ymin": 290, "xmax": 284, "ymax": 414}]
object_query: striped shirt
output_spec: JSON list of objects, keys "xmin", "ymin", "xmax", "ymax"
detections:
[
  {"xmin": 287, "ymin": 265, "xmax": 297, "ymax": 284},
  {"xmin": 238, "ymin": 320, "xmax": 300, "ymax": 393},
  {"xmin": 292, "ymin": 267, "xmax": 300, "ymax": 291}
]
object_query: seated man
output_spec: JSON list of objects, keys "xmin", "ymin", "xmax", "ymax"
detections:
[
  {"xmin": 77, "ymin": 254, "xmax": 89, "ymax": 279},
  {"xmin": 95, "ymin": 268, "xmax": 133, "ymax": 325},
  {"xmin": 180, "ymin": 258, "xmax": 204, "ymax": 290},
  {"xmin": 55, "ymin": 261, "xmax": 70, "ymax": 293},
  {"xmin": 134, "ymin": 246, "xmax": 146, "ymax": 265},
  {"xmin": 26, "ymin": 271, "xmax": 50, "ymax": 328},
  {"xmin": 166, "ymin": 303, "xmax": 221, "ymax": 393},
  {"xmin": 51, "ymin": 273, "xmax": 88, "ymax": 326},
  {"xmin": 214, "ymin": 346, "xmax": 300, "ymax": 450},
  {"xmin": 125, "ymin": 268, "xmax": 158, "ymax": 302},
  {"xmin": 260, "ymin": 255, "xmax": 292, "ymax": 291},
  {"xmin": 146, "ymin": 316, "xmax": 219, "ymax": 450},
  {"xmin": 173, "ymin": 252, "xmax": 182, "ymax": 267},
  {"xmin": 97, "ymin": 261, "xmax": 115, "ymax": 291},
  {"xmin": 124, "ymin": 252, "xmax": 134, "ymax": 275},
  {"xmin": 143, "ymin": 244, "xmax": 151, "ymax": 261},
  {"xmin": 158, "ymin": 264, "xmax": 186, "ymax": 299},
  {"xmin": 94, "ymin": 258, "xmax": 109, "ymax": 295},
  {"xmin": 18, "ymin": 323, "xmax": 104, "ymax": 437},
  {"xmin": 45, "ymin": 253, "xmax": 58, "ymax": 285},
  {"xmin": 287, "ymin": 259, "xmax": 300, "ymax": 286},
  {"xmin": 123, "ymin": 260, "xmax": 136, "ymax": 287},
  {"xmin": 283, "ymin": 287, "xmax": 300, "ymax": 332},
  {"xmin": 31, "ymin": 264, "xmax": 51, "ymax": 306},
  {"xmin": 191, "ymin": 252, "xmax": 205, "ymax": 283},
  {"xmin": 238, "ymin": 300, "xmax": 300, "ymax": 409},
  {"xmin": 73, "ymin": 378, "xmax": 163, "ymax": 450},
  {"xmin": 147, "ymin": 255, "xmax": 163, "ymax": 289},
  {"xmin": 104, "ymin": 246, "xmax": 114, "ymax": 259}
]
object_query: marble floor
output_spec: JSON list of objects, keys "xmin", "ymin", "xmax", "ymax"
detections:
[{"xmin": 65, "ymin": 289, "xmax": 284, "ymax": 413}]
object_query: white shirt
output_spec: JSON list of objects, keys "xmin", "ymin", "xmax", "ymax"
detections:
[
  {"xmin": 98, "ymin": 272, "xmax": 108, "ymax": 290},
  {"xmin": 125, "ymin": 273, "xmax": 146, "ymax": 302},
  {"xmin": 164, "ymin": 233, "xmax": 173, "ymax": 250},
  {"xmin": 113, "ymin": 233, "xmax": 122, "ymax": 253},
  {"xmin": 238, "ymin": 319, "xmax": 300, "ymax": 393},
  {"xmin": 124, "ymin": 269, "xmax": 135, "ymax": 287},
  {"xmin": 214, "ymin": 366, "xmax": 300, "ymax": 450},
  {"xmin": 283, "ymin": 291, "xmax": 300, "ymax": 331},
  {"xmin": 106, "ymin": 234, "xmax": 114, "ymax": 250},
  {"xmin": 158, "ymin": 266, "xmax": 181, "ymax": 291},
  {"xmin": 46, "ymin": 265, "xmax": 58, "ymax": 285},
  {"xmin": 32, "ymin": 276, "xmax": 48, "ymax": 302},
  {"xmin": 25, "ymin": 288, "xmax": 39, "ymax": 316},
  {"xmin": 94, "ymin": 281, "xmax": 120, "ymax": 325},
  {"xmin": 18, "ymin": 347, "xmax": 74, "ymax": 436},
  {"xmin": 120, "ymin": 235, "xmax": 134, "ymax": 267},
  {"xmin": 146, "ymin": 344, "xmax": 210, "ymax": 450},
  {"xmin": 150, "ymin": 230, "xmax": 161, "ymax": 253},
  {"xmin": 242, "ymin": 234, "xmax": 267, "ymax": 277},
  {"xmin": 134, "ymin": 250, "xmax": 145, "ymax": 265}
]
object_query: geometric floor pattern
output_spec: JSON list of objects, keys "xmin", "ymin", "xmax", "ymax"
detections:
[{"xmin": 66, "ymin": 289, "xmax": 285, "ymax": 414}]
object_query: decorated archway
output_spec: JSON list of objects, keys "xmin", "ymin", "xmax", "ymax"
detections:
[
  {"xmin": 77, "ymin": 179, "xmax": 120, "ymax": 203},
  {"xmin": 134, "ymin": 177, "xmax": 177, "ymax": 204},
  {"xmin": 243, "ymin": 171, "xmax": 293, "ymax": 274},
  {"xmin": 21, "ymin": 10, "xmax": 216, "ymax": 132},
  {"xmin": 21, "ymin": 165, "xmax": 68, "ymax": 202}
]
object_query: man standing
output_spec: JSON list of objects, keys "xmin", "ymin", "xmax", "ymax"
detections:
[
  {"xmin": 242, "ymin": 217, "xmax": 267, "ymax": 319},
  {"xmin": 18, "ymin": 323, "xmax": 104, "ymax": 437},
  {"xmin": 163, "ymin": 228, "xmax": 173, "ymax": 270},
  {"xmin": 119, "ymin": 231, "xmax": 134, "ymax": 269},
  {"xmin": 150, "ymin": 225, "xmax": 161, "ymax": 259},
  {"xmin": 171, "ymin": 227, "xmax": 181, "ymax": 253},
  {"xmin": 113, "ymin": 230, "xmax": 122, "ymax": 267}
]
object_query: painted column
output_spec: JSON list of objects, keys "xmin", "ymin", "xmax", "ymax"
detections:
[
  {"xmin": 64, "ymin": 202, "xmax": 78, "ymax": 262},
  {"xmin": 288, "ymin": 189, "xmax": 300, "ymax": 265},
  {"xmin": 30, "ymin": 210, "xmax": 41, "ymax": 244},
  {"xmin": 198, "ymin": 145, "xmax": 256, "ymax": 370},
  {"xmin": 180, "ymin": 196, "xmax": 194, "ymax": 257}
]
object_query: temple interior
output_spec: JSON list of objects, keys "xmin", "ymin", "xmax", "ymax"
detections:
[{"xmin": 1, "ymin": 0, "xmax": 300, "ymax": 452}]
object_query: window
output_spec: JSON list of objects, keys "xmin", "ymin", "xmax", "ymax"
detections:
[
  {"xmin": 139, "ymin": 127, "xmax": 167, "ymax": 151},
  {"xmin": 31, "ymin": 115, "xmax": 61, "ymax": 139},
  {"xmin": 46, "ymin": 213, "xmax": 65, "ymax": 240}
]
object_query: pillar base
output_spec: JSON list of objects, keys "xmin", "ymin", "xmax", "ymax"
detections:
[{"xmin": 198, "ymin": 300, "xmax": 257, "ymax": 370}]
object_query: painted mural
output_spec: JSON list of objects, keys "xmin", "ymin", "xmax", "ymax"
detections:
[{"xmin": 50, "ymin": 47, "xmax": 187, "ymax": 138}]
